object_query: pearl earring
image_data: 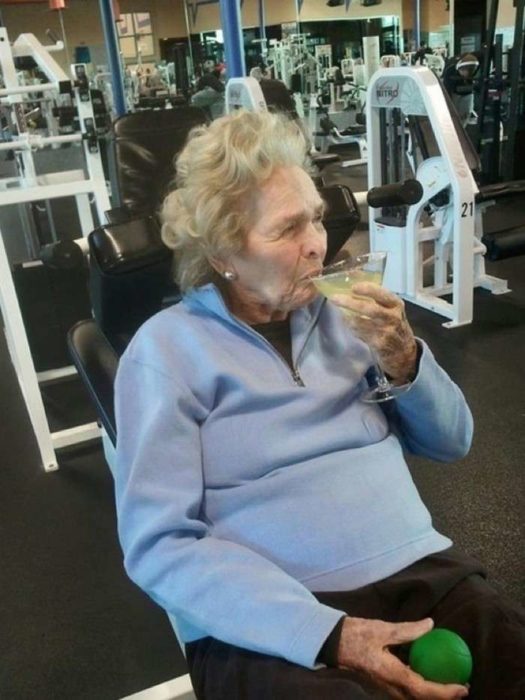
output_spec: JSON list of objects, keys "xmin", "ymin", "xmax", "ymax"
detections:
[{"xmin": 223, "ymin": 270, "xmax": 237, "ymax": 281}]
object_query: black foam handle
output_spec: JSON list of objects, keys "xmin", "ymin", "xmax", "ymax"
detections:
[
  {"xmin": 39, "ymin": 240, "xmax": 84, "ymax": 270},
  {"xmin": 367, "ymin": 179, "xmax": 424, "ymax": 208}
]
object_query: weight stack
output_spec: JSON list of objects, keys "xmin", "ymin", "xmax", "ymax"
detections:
[{"xmin": 11, "ymin": 260, "xmax": 91, "ymax": 372}]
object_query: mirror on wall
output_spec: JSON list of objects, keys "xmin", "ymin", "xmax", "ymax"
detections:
[{"xmin": 401, "ymin": 1, "xmax": 453, "ymax": 57}]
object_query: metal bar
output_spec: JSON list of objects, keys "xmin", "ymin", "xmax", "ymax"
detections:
[
  {"xmin": 44, "ymin": 199, "xmax": 58, "ymax": 243},
  {"xmin": 0, "ymin": 180, "xmax": 106, "ymax": 206},
  {"xmin": 183, "ymin": 0, "xmax": 195, "ymax": 82},
  {"xmin": 69, "ymin": 70, "xmax": 111, "ymax": 221},
  {"xmin": 97, "ymin": 0, "xmax": 126, "ymax": 117},
  {"xmin": 0, "ymin": 134, "xmax": 82, "ymax": 151},
  {"xmin": 37, "ymin": 169, "xmax": 85, "ymax": 185},
  {"xmin": 477, "ymin": 0, "xmax": 499, "ymax": 150},
  {"xmin": 75, "ymin": 193, "xmax": 95, "ymax": 237},
  {"xmin": 119, "ymin": 673, "xmax": 195, "ymax": 700},
  {"xmin": 219, "ymin": 0, "xmax": 246, "ymax": 78},
  {"xmin": 0, "ymin": 227, "xmax": 58, "ymax": 471},
  {"xmin": 258, "ymin": 0, "xmax": 266, "ymax": 44},
  {"xmin": 57, "ymin": 9, "xmax": 70, "ymax": 66},
  {"xmin": 13, "ymin": 32, "xmax": 69, "ymax": 82},
  {"xmin": 414, "ymin": 0, "xmax": 421, "ymax": 48},
  {"xmin": 37, "ymin": 366, "xmax": 78, "ymax": 383},
  {"xmin": 449, "ymin": 0, "xmax": 455, "ymax": 56},
  {"xmin": 51, "ymin": 423, "xmax": 101, "ymax": 450},
  {"xmin": 40, "ymin": 42, "xmax": 65, "ymax": 54},
  {"xmin": 0, "ymin": 83, "xmax": 57, "ymax": 97},
  {"xmin": 17, "ymin": 202, "xmax": 39, "ymax": 259}
]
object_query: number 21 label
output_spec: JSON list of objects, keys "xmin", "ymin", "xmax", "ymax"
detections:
[{"xmin": 461, "ymin": 201, "xmax": 474, "ymax": 217}]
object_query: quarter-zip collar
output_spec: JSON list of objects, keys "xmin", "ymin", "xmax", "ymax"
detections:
[{"xmin": 183, "ymin": 283, "xmax": 326, "ymax": 383}]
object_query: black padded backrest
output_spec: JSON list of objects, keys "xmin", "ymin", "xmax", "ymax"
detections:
[
  {"xmin": 439, "ymin": 80, "xmax": 481, "ymax": 172},
  {"xmin": 320, "ymin": 185, "xmax": 361, "ymax": 263},
  {"xmin": 88, "ymin": 217, "xmax": 176, "ymax": 354},
  {"xmin": 112, "ymin": 106, "xmax": 209, "ymax": 217},
  {"xmin": 259, "ymin": 79, "xmax": 298, "ymax": 119},
  {"xmin": 408, "ymin": 80, "xmax": 481, "ymax": 174}
]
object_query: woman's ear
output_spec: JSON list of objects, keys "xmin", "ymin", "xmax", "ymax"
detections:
[
  {"xmin": 208, "ymin": 256, "xmax": 226, "ymax": 276},
  {"xmin": 209, "ymin": 256, "xmax": 238, "ymax": 282}
]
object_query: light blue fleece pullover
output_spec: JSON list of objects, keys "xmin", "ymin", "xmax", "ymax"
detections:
[{"xmin": 114, "ymin": 283, "xmax": 473, "ymax": 669}]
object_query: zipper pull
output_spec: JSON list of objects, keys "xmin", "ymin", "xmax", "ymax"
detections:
[{"xmin": 292, "ymin": 368, "xmax": 305, "ymax": 387}]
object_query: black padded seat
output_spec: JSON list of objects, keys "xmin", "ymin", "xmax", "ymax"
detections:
[
  {"xmin": 476, "ymin": 181, "xmax": 525, "ymax": 259},
  {"xmin": 312, "ymin": 153, "xmax": 341, "ymax": 169},
  {"xmin": 338, "ymin": 125, "xmax": 367, "ymax": 137},
  {"xmin": 68, "ymin": 319, "xmax": 118, "ymax": 445},
  {"xmin": 475, "ymin": 180, "xmax": 525, "ymax": 203}
]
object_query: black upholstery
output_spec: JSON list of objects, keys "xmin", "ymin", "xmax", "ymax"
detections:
[
  {"xmin": 68, "ymin": 319, "xmax": 118, "ymax": 445},
  {"xmin": 88, "ymin": 216, "xmax": 175, "ymax": 355},
  {"xmin": 322, "ymin": 185, "xmax": 360, "ymax": 264},
  {"xmin": 112, "ymin": 106, "xmax": 209, "ymax": 217},
  {"xmin": 479, "ymin": 186, "xmax": 525, "ymax": 260},
  {"xmin": 259, "ymin": 79, "xmax": 300, "ymax": 119}
]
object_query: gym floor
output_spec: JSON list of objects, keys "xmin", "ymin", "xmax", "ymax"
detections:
[{"xmin": 1, "ymin": 170, "xmax": 524, "ymax": 698}]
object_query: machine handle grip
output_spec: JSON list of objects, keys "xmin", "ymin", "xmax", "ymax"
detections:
[
  {"xmin": 39, "ymin": 240, "xmax": 85, "ymax": 270},
  {"xmin": 367, "ymin": 179, "xmax": 424, "ymax": 208}
]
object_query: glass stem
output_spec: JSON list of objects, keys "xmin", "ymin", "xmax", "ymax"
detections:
[{"xmin": 369, "ymin": 347, "xmax": 391, "ymax": 391}]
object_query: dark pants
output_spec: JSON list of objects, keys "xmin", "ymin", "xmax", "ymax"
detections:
[{"xmin": 186, "ymin": 548, "xmax": 525, "ymax": 699}]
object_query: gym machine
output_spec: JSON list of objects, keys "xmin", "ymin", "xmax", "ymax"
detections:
[
  {"xmin": 477, "ymin": 0, "xmax": 525, "ymax": 182},
  {"xmin": 366, "ymin": 66, "xmax": 509, "ymax": 328},
  {"xmin": 0, "ymin": 28, "xmax": 111, "ymax": 470}
]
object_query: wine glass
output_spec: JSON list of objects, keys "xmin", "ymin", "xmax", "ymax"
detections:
[{"xmin": 310, "ymin": 252, "xmax": 411, "ymax": 403}]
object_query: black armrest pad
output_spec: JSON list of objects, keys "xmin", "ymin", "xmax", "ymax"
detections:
[{"xmin": 89, "ymin": 216, "xmax": 170, "ymax": 274}]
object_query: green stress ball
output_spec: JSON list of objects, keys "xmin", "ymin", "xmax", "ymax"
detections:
[{"xmin": 409, "ymin": 628, "xmax": 473, "ymax": 684}]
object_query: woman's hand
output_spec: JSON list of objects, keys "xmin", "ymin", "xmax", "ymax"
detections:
[
  {"xmin": 337, "ymin": 617, "xmax": 469, "ymax": 700},
  {"xmin": 331, "ymin": 282, "xmax": 418, "ymax": 384}
]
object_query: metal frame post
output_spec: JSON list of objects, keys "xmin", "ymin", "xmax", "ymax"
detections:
[
  {"xmin": 98, "ymin": 0, "xmax": 126, "ymax": 117},
  {"xmin": 0, "ymin": 29, "xmax": 110, "ymax": 470},
  {"xmin": 219, "ymin": 0, "xmax": 246, "ymax": 78}
]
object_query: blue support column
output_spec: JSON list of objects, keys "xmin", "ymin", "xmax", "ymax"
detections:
[
  {"xmin": 219, "ymin": 0, "xmax": 246, "ymax": 78},
  {"xmin": 98, "ymin": 0, "xmax": 127, "ymax": 116},
  {"xmin": 258, "ymin": 0, "xmax": 266, "ymax": 45}
]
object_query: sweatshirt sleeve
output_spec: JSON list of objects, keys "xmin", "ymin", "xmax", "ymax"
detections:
[
  {"xmin": 114, "ymin": 350, "xmax": 344, "ymax": 669},
  {"xmin": 385, "ymin": 339, "xmax": 474, "ymax": 462}
]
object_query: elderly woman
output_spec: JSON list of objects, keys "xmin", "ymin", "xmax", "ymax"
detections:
[{"xmin": 114, "ymin": 110, "xmax": 524, "ymax": 700}]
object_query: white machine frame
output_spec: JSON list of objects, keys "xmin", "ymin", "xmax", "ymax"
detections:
[
  {"xmin": 366, "ymin": 66, "xmax": 508, "ymax": 328},
  {"xmin": 225, "ymin": 76, "xmax": 267, "ymax": 113},
  {"xmin": 0, "ymin": 29, "xmax": 111, "ymax": 470}
]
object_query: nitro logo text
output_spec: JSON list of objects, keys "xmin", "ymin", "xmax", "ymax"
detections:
[{"xmin": 376, "ymin": 81, "xmax": 399, "ymax": 103}]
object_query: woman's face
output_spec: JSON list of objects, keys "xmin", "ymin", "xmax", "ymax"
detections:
[{"xmin": 221, "ymin": 166, "xmax": 327, "ymax": 323}]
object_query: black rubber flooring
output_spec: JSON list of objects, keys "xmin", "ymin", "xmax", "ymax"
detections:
[{"xmin": 0, "ymin": 254, "xmax": 524, "ymax": 699}]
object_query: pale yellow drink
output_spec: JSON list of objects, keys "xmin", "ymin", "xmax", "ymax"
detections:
[{"xmin": 312, "ymin": 269, "xmax": 382, "ymax": 299}]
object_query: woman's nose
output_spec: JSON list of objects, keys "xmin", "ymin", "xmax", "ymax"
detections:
[{"xmin": 302, "ymin": 223, "xmax": 327, "ymax": 259}]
